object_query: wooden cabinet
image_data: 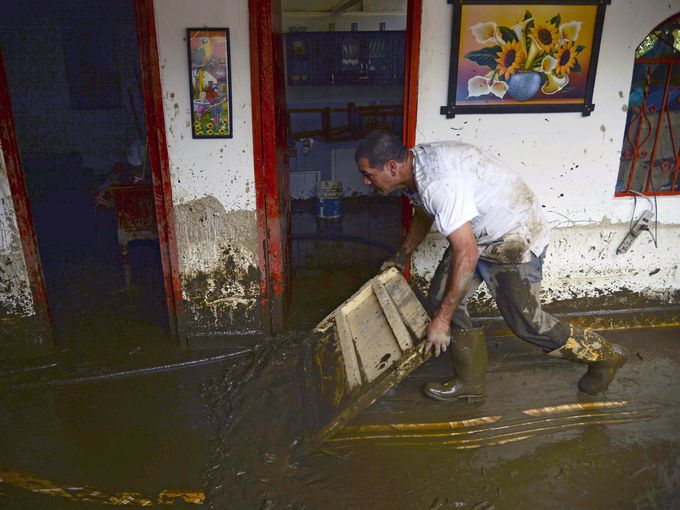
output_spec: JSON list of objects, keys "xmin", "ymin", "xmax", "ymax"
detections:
[
  {"xmin": 286, "ymin": 33, "xmax": 334, "ymax": 86},
  {"xmin": 285, "ymin": 31, "xmax": 405, "ymax": 86}
]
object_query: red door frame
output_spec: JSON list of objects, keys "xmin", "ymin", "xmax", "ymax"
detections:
[
  {"xmin": 403, "ymin": 0, "xmax": 422, "ymax": 149},
  {"xmin": 250, "ymin": 1, "xmax": 422, "ymax": 331},
  {"xmin": 0, "ymin": 49, "xmax": 52, "ymax": 334},
  {"xmin": 401, "ymin": 0, "xmax": 422, "ymax": 278},
  {"xmin": 249, "ymin": 0, "xmax": 290, "ymax": 335},
  {"xmin": 135, "ymin": 0, "xmax": 184, "ymax": 344}
]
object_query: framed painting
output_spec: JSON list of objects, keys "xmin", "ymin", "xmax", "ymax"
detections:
[
  {"xmin": 187, "ymin": 28, "xmax": 233, "ymax": 138},
  {"xmin": 440, "ymin": 0, "xmax": 610, "ymax": 117}
]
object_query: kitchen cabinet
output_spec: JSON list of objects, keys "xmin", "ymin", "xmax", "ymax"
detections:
[{"xmin": 285, "ymin": 31, "xmax": 405, "ymax": 86}]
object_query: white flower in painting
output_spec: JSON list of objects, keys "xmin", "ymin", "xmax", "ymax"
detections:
[
  {"xmin": 467, "ymin": 75, "xmax": 491, "ymax": 97},
  {"xmin": 470, "ymin": 22, "xmax": 502, "ymax": 44},
  {"xmin": 511, "ymin": 17, "xmax": 534, "ymax": 39},
  {"xmin": 541, "ymin": 55, "xmax": 557, "ymax": 74},
  {"xmin": 541, "ymin": 72, "xmax": 569, "ymax": 95},
  {"xmin": 559, "ymin": 21, "xmax": 582, "ymax": 42},
  {"xmin": 525, "ymin": 35, "xmax": 542, "ymax": 69},
  {"xmin": 511, "ymin": 17, "xmax": 533, "ymax": 55},
  {"xmin": 467, "ymin": 73, "xmax": 508, "ymax": 99},
  {"xmin": 490, "ymin": 80, "xmax": 508, "ymax": 99}
]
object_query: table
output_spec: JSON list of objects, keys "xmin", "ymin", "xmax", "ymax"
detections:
[{"xmin": 109, "ymin": 183, "xmax": 158, "ymax": 287}]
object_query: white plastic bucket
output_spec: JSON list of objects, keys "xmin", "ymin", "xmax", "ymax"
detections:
[{"xmin": 315, "ymin": 180, "xmax": 342, "ymax": 218}]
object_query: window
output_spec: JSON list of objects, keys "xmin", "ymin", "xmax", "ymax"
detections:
[{"xmin": 616, "ymin": 13, "xmax": 680, "ymax": 196}]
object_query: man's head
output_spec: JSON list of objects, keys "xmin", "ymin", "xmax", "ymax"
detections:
[{"xmin": 354, "ymin": 130, "xmax": 410, "ymax": 195}]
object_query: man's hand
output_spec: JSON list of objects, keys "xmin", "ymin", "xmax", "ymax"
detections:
[
  {"xmin": 424, "ymin": 316, "xmax": 451, "ymax": 357},
  {"xmin": 379, "ymin": 247, "xmax": 410, "ymax": 273},
  {"xmin": 380, "ymin": 207, "xmax": 433, "ymax": 273}
]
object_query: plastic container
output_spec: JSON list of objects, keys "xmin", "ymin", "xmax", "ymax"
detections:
[{"xmin": 315, "ymin": 180, "xmax": 342, "ymax": 219}]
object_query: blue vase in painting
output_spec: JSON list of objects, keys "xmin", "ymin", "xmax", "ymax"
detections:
[{"xmin": 507, "ymin": 71, "xmax": 542, "ymax": 101}]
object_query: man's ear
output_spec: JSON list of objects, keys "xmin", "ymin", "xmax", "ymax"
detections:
[{"xmin": 387, "ymin": 160, "xmax": 397, "ymax": 175}]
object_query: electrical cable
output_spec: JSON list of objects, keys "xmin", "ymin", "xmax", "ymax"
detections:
[
  {"xmin": 546, "ymin": 209, "xmax": 578, "ymax": 227},
  {"xmin": 630, "ymin": 190, "xmax": 658, "ymax": 248},
  {"xmin": 8, "ymin": 349, "xmax": 253, "ymax": 390},
  {"xmin": 545, "ymin": 210, "xmax": 592, "ymax": 229},
  {"xmin": 628, "ymin": 193, "xmax": 637, "ymax": 232},
  {"xmin": 650, "ymin": 181, "xmax": 659, "ymax": 248}
]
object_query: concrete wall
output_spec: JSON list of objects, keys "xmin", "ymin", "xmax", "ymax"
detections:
[
  {"xmin": 0, "ymin": 149, "xmax": 52, "ymax": 357},
  {"xmin": 154, "ymin": 0, "xmax": 261, "ymax": 338},
  {"xmin": 411, "ymin": 0, "xmax": 680, "ymax": 308},
  {"xmin": 0, "ymin": 150, "xmax": 33, "ymax": 319}
]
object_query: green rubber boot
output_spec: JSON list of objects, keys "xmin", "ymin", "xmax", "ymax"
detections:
[
  {"xmin": 423, "ymin": 327, "xmax": 487, "ymax": 401},
  {"xmin": 549, "ymin": 326, "xmax": 628, "ymax": 394}
]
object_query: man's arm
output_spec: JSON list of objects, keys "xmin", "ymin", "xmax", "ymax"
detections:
[
  {"xmin": 381, "ymin": 206, "xmax": 434, "ymax": 271},
  {"xmin": 425, "ymin": 221, "xmax": 479, "ymax": 356}
]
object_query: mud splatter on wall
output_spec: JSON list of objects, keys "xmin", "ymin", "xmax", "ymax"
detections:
[
  {"xmin": 175, "ymin": 196, "xmax": 260, "ymax": 337},
  {"xmin": 412, "ymin": 220, "xmax": 680, "ymax": 313},
  {"xmin": 0, "ymin": 153, "xmax": 34, "ymax": 318}
]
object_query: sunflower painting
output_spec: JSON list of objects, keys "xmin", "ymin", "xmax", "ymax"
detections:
[{"xmin": 442, "ymin": 2, "xmax": 607, "ymax": 116}]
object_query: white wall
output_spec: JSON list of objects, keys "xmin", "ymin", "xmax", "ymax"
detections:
[
  {"xmin": 412, "ymin": 0, "xmax": 680, "ymax": 304},
  {"xmin": 154, "ymin": 0, "xmax": 256, "ymax": 213},
  {"xmin": 155, "ymin": 0, "xmax": 261, "ymax": 337}
]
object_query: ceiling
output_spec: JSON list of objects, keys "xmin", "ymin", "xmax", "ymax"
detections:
[{"xmin": 282, "ymin": 0, "xmax": 406, "ymax": 13}]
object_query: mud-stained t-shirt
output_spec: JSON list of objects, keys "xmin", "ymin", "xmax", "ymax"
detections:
[{"xmin": 404, "ymin": 141, "xmax": 550, "ymax": 264}]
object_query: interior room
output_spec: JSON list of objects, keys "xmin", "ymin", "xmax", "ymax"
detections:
[
  {"xmin": 282, "ymin": 0, "xmax": 409, "ymax": 328},
  {"xmin": 0, "ymin": 0, "xmax": 169, "ymax": 350}
]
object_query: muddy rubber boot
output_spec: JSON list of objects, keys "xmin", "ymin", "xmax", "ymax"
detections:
[
  {"xmin": 423, "ymin": 327, "xmax": 487, "ymax": 401},
  {"xmin": 548, "ymin": 326, "xmax": 629, "ymax": 394}
]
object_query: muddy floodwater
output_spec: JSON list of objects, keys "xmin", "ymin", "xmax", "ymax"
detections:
[{"xmin": 1, "ymin": 326, "xmax": 679, "ymax": 509}]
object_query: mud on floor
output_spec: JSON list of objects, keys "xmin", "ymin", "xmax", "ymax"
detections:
[
  {"xmin": 202, "ymin": 327, "xmax": 680, "ymax": 509},
  {"xmin": 1, "ymin": 325, "xmax": 678, "ymax": 509}
]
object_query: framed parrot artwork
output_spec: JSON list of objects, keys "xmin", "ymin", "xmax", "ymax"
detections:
[
  {"xmin": 440, "ymin": 0, "xmax": 610, "ymax": 118},
  {"xmin": 187, "ymin": 28, "xmax": 233, "ymax": 138}
]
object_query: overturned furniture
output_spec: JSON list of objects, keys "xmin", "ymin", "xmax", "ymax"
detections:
[{"xmin": 300, "ymin": 267, "xmax": 431, "ymax": 448}]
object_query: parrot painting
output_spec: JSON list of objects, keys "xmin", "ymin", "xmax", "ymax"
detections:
[
  {"xmin": 189, "ymin": 30, "xmax": 231, "ymax": 137},
  {"xmin": 192, "ymin": 35, "xmax": 213, "ymax": 68},
  {"xmin": 191, "ymin": 34, "xmax": 215, "ymax": 101}
]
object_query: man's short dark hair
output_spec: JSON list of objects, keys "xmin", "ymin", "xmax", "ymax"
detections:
[{"xmin": 355, "ymin": 129, "xmax": 407, "ymax": 168}]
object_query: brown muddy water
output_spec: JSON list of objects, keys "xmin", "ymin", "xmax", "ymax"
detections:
[{"xmin": 1, "ymin": 326, "xmax": 680, "ymax": 509}]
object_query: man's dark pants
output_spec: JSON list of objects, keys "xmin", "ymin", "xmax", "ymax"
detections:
[{"xmin": 428, "ymin": 247, "xmax": 571, "ymax": 352}]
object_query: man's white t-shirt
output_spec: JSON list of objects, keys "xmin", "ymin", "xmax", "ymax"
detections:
[{"xmin": 404, "ymin": 141, "xmax": 550, "ymax": 264}]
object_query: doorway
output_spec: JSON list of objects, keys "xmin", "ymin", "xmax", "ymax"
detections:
[
  {"xmin": 280, "ymin": 1, "xmax": 416, "ymax": 329},
  {"xmin": 0, "ymin": 0, "xmax": 170, "ymax": 352}
]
